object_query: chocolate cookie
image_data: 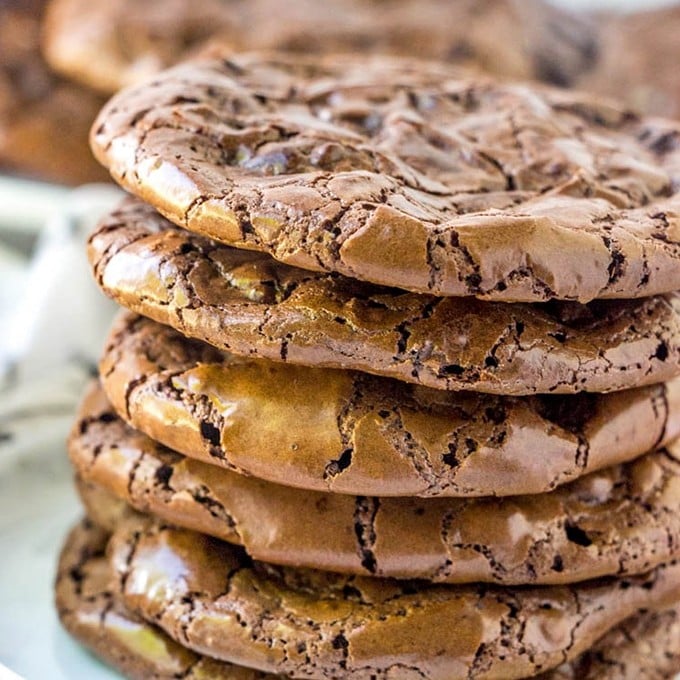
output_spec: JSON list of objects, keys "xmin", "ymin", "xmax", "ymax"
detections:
[
  {"xmin": 56, "ymin": 519, "xmax": 680, "ymax": 680},
  {"xmin": 89, "ymin": 198, "xmax": 680, "ymax": 395},
  {"xmin": 56, "ymin": 518, "xmax": 276, "ymax": 680},
  {"xmin": 43, "ymin": 0, "xmax": 596, "ymax": 95},
  {"xmin": 76, "ymin": 478, "xmax": 140, "ymax": 531},
  {"xmin": 105, "ymin": 516, "xmax": 680, "ymax": 679},
  {"xmin": 99, "ymin": 313, "xmax": 680, "ymax": 497},
  {"xmin": 0, "ymin": 1, "xmax": 108, "ymax": 184},
  {"xmin": 90, "ymin": 50, "xmax": 680, "ymax": 302},
  {"xmin": 71, "ymin": 385, "xmax": 680, "ymax": 585}
]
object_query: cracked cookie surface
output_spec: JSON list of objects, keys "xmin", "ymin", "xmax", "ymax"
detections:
[
  {"xmin": 44, "ymin": 0, "xmax": 596, "ymax": 95},
  {"xmin": 89, "ymin": 198, "xmax": 680, "ymax": 395},
  {"xmin": 56, "ymin": 518, "xmax": 276, "ymax": 679},
  {"xmin": 99, "ymin": 313, "xmax": 680, "ymax": 497},
  {"xmin": 56, "ymin": 518, "xmax": 680, "ymax": 680},
  {"xmin": 90, "ymin": 50, "xmax": 680, "ymax": 302},
  {"xmin": 102, "ymin": 515, "xmax": 680, "ymax": 679},
  {"xmin": 72, "ymin": 383, "xmax": 680, "ymax": 585}
]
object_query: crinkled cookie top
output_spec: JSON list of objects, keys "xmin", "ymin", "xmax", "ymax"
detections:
[{"xmin": 91, "ymin": 51, "xmax": 680, "ymax": 302}]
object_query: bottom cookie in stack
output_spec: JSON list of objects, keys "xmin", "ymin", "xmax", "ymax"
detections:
[{"xmin": 56, "ymin": 515, "xmax": 680, "ymax": 680}]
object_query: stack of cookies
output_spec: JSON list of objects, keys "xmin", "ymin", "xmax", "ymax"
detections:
[{"xmin": 56, "ymin": 51, "xmax": 680, "ymax": 679}]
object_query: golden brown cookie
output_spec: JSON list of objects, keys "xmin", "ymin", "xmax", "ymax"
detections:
[
  {"xmin": 55, "ymin": 518, "xmax": 276, "ymax": 680},
  {"xmin": 89, "ymin": 198, "xmax": 680, "ymax": 396},
  {"xmin": 98, "ymin": 313, "xmax": 680, "ymax": 497},
  {"xmin": 70, "ymin": 384, "xmax": 680, "ymax": 585},
  {"xmin": 0, "ymin": 1, "xmax": 108, "ymax": 184},
  {"xmin": 103, "ymin": 516, "xmax": 680, "ymax": 679},
  {"xmin": 90, "ymin": 50, "xmax": 680, "ymax": 302},
  {"xmin": 56, "ymin": 518, "xmax": 680, "ymax": 680},
  {"xmin": 43, "ymin": 0, "xmax": 596, "ymax": 95}
]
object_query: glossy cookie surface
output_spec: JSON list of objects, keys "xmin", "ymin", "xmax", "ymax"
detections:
[
  {"xmin": 90, "ymin": 50, "xmax": 680, "ymax": 301},
  {"xmin": 99, "ymin": 516, "xmax": 680, "ymax": 679},
  {"xmin": 98, "ymin": 313, "xmax": 680, "ymax": 497},
  {"xmin": 71, "ymin": 384, "xmax": 680, "ymax": 585},
  {"xmin": 56, "ymin": 519, "xmax": 277, "ymax": 679},
  {"xmin": 57, "ymin": 519, "xmax": 680, "ymax": 680},
  {"xmin": 89, "ymin": 200, "xmax": 680, "ymax": 395}
]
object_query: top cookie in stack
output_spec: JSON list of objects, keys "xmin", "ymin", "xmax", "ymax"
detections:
[
  {"xmin": 57, "ymin": 48, "xmax": 680, "ymax": 680},
  {"xmin": 90, "ymin": 53, "xmax": 680, "ymax": 304}
]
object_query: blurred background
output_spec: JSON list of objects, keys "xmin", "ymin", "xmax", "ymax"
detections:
[
  {"xmin": 0, "ymin": 0, "xmax": 678, "ymax": 678},
  {"xmin": 554, "ymin": 0, "xmax": 675, "ymax": 7}
]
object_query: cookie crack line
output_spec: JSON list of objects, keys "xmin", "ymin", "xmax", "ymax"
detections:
[{"xmin": 353, "ymin": 496, "xmax": 380, "ymax": 575}]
